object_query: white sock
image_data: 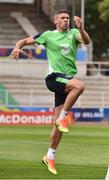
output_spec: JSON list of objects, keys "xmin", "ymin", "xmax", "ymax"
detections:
[
  {"xmin": 58, "ymin": 109, "xmax": 68, "ymax": 121},
  {"xmin": 105, "ymin": 166, "xmax": 109, "ymax": 179},
  {"xmin": 47, "ymin": 147, "xmax": 56, "ymax": 160}
]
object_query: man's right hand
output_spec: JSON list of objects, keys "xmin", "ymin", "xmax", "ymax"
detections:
[
  {"xmin": 9, "ymin": 37, "xmax": 35, "ymax": 60},
  {"xmin": 10, "ymin": 48, "xmax": 24, "ymax": 60}
]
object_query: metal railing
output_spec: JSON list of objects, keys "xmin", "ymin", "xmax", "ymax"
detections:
[
  {"xmin": 0, "ymin": 88, "xmax": 108, "ymax": 108},
  {"xmin": 0, "ymin": 60, "xmax": 109, "ymax": 108},
  {"xmin": 0, "ymin": 59, "xmax": 109, "ymax": 78}
]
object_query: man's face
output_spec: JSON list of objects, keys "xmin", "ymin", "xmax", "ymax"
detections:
[{"xmin": 54, "ymin": 13, "xmax": 70, "ymax": 31}]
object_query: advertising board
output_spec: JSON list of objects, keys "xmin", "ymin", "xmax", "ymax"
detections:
[{"xmin": 0, "ymin": 111, "xmax": 73, "ymax": 125}]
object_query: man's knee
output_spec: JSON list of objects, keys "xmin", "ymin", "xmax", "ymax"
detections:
[
  {"xmin": 66, "ymin": 79, "xmax": 85, "ymax": 93},
  {"xmin": 77, "ymin": 81, "xmax": 85, "ymax": 93}
]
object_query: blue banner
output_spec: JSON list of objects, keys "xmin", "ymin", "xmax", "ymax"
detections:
[{"xmin": 72, "ymin": 108, "xmax": 105, "ymax": 122}]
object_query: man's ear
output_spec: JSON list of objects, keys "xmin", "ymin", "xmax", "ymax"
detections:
[{"xmin": 54, "ymin": 15, "xmax": 57, "ymax": 25}]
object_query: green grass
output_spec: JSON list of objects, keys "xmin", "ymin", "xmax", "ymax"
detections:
[{"xmin": 0, "ymin": 125, "xmax": 109, "ymax": 179}]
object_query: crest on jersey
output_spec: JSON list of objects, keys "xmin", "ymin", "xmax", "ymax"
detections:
[{"xmin": 61, "ymin": 44, "xmax": 71, "ymax": 55}]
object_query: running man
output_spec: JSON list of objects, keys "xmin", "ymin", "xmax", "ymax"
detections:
[{"xmin": 11, "ymin": 10, "xmax": 90, "ymax": 175}]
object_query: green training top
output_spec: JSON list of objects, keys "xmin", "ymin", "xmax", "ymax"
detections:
[{"xmin": 34, "ymin": 29, "xmax": 79, "ymax": 77}]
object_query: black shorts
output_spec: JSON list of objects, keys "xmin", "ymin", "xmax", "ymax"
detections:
[{"xmin": 45, "ymin": 73, "xmax": 73, "ymax": 107}]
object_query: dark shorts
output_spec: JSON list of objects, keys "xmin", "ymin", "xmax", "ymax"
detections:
[{"xmin": 45, "ymin": 73, "xmax": 73, "ymax": 107}]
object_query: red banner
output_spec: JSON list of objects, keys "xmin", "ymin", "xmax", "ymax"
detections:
[
  {"xmin": 0, "ymin": 111, "xmax": 74, "ymax": 125},
  {"xmin": 0, "ymin": 111, "xmax": 54, "ymax": 125}
]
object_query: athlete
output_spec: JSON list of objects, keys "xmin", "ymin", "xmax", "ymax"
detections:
[{"xmin": 11, "ymin": 10, "xmax": 90, "ymax": 175}]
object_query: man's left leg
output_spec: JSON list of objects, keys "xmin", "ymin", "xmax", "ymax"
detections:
[{"xmin": 56, "ymin": 78, "xmax": 85, "ymax": 133}]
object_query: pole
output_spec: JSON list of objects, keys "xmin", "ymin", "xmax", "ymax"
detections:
[
  {"xmin": 72, "ymin": 0, "xmax": 76, "ymax": 27},
  {"xmin": 81, "ymin": 0, "xmax": 84, "ymax": 27}
]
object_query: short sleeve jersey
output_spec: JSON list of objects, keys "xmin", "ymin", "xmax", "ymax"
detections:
[{"xmin": 33, "ymin": 29, "xmax": 79, "ymax": 77}]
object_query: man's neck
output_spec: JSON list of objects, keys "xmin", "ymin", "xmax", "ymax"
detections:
[{"xmin": 56, "ymin": 27, "xmax": 69, "ymax": 32}]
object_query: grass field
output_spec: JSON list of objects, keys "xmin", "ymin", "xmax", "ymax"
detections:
[{"xmin": 0, "ymin": 124, "xmax": 109, "ymax": 179}]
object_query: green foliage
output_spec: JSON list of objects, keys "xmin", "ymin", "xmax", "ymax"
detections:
[
  {"xmin": 85, "ymin": 0, "xmax": 109, "ymax": 61},
  {"xmin": 98, "ymin": 0, "xmax": 109, "ymax": 21},
  {"xmin": 0, "ymin": 84, "xmax": 19, "ymax": 106}
]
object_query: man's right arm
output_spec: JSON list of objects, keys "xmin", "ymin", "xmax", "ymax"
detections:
[{"xmin": 11, "ymin": 37, "xmax": 35, "ymax": 59}]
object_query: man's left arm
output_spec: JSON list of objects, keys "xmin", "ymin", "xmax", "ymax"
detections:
[{"xmin": 73, "ymin": 16, "xmax": 90, "ymax": 45}]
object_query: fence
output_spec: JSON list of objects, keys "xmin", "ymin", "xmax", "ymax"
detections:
[
  {"xmin": 0, "ymin": 89, "xmax": 108, "ymax": 108},
  {"xmin": 0, "ymin": 59, "xmax": 109, "ymax": 77},
  {"xmin": 0, "ymin": 60, "xmax": 109, "ymax": 108}
]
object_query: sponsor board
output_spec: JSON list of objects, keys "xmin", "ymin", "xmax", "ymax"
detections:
[
  {"xmin": 1, "ymin": 106, "xmax": 109, "ymax": 123},
  {"xmin": 0, "ymin": 112, "xmax": 54, "ymax": 125},
  {"xmin": 0, "ymin": 111, "xmax": 74, "ymax": 125},
  {"xmin": 72, "ymin": 108, "xmax": 105, "ymax": 122}
]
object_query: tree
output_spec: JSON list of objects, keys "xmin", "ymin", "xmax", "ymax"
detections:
[
  {"xmin": 85, "ymin": 0, "xmax": 109, "ymax": 61},
  {"xmin": 98, "ymin": 0, "xmax": 109, "ymax": 21}
]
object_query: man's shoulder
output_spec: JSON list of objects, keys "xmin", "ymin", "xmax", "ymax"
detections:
[
  {"xmin": 33, "ymin": 30, "xmax": 53, "ymax": 39},
  {"xmin": 41, "ymin": 30, "xmax": 56, "ymax": 37}
]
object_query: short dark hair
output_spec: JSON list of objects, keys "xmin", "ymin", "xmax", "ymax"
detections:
[{"xmin": 55, "ymin": 9, "xmax": 69, "ymax": 15}]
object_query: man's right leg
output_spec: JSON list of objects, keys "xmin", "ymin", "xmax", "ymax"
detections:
[
  {"xmin": 50, "ymin": 104, "xmax": 63, "ymax": 149},
  {"xmin": 42, "ymin": 104, "xmax": 63, "ymax": 175}
]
